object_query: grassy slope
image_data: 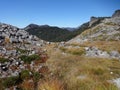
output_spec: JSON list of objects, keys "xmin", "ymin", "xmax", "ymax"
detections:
[{"xmin": 44, "ymin": 41, "xmax": 120, "ymax": 90}]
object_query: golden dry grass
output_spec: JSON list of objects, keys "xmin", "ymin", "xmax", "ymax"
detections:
[
  {"xmin": 71, "ymin": 41, "xmax": 120, "ymax": 53},
  {"xmin": 85, "ymin": 41, "xmax": 120, "ymax": 52},
  {"xmin": 45, "ymin": 43, "xmax": 120, "ymax": 90},
  {"xmin": 38, "ymin": 79, "xmax": 64, "ymax": 90},
  {"xmin": 59, "ymin": 46, "xmax": 85, "ymax": 55}
]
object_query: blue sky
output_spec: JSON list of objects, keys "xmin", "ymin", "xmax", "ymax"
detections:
[{"xmin": 0, "ymin": 0, "xmax": 120, "ymax": 28}]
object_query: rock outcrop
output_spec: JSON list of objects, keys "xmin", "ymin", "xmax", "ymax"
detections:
[
  {"xmin": 89, "ymin": 16, "xmax": 99, "ymax": 27},
  {"xmin": 85, "ymin": 47, "xmax": 120, "ymax": 60},
  {"xmin": 112, "ymin": 10, "xmax": 120, "ymax": 18},
  {"xmin": 0, "ymin": 23, "xmax": 45, "ymax": 45},
  {"xmin": 0, "ymin": 23, "xmax": 48, "ymax": 79}
]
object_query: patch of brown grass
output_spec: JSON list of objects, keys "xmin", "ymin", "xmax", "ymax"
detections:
[{"xmin": 20, "ymin": 79, "xmax": 34, "ymax": 90}]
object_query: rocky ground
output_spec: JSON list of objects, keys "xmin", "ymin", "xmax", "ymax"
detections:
[{"xmin": 0, "ymin": 23, "xmax": 50, "ymax": 89}]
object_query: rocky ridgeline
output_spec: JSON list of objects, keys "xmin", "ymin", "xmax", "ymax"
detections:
[
  {"xmin": 0, "ymin": 23, "xmax": 49, "ymax": 79},
  {"xmin": 89, "ymin": 16, "xmax": 100, "ymax": 27},
  {"xmin": 89, "ymin": 16, "xmax": 108, "ymax": 27},
  {"xmin": 112, "ymin": 10, "xmax": 120, "ymax": 18},
  {"xmin": 89, "ymin": 10, "xmax": 120, "ymax": 27},
  {"xmin": 68, "ymin": 10, "xmax": 120, "ymax": 43}
]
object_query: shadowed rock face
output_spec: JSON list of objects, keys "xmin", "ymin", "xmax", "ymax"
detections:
[
  {"xmin": 89, "ymin": 16, "xmax": 99, "ymax": 27},
  {"xmin": 112, "ymin": 10, "xmax": 120, "ymax": 18}
]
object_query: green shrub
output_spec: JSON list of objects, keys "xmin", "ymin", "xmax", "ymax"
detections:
[
  {"xmin": 33, "ymin": 72, "xmax": 43, "ymax": 82},
  {"xmin": 60, "ymin": 47, "xmax": 85, "ymax": 55},
  {"xmin": 20, "ymin": 70, "xmax": 31, "ymax": 80},
  {"xmin": 16, "ymin": 48, "xmax": 28, "ymax": 54},
  {"xmin": 19, "ymin": 54, "xmax": 40, "ymax": 64},
  {"xmin": 0, "ymin": 57, "xmax": 9, "ymax": 63},
  {"xmin": 105, "ymin": 22, "xmax": 116, "ymax": 26},
  {"xmin": 68, "ymin": 48, "xmax": 85, "ymax": 55},
  {"xmin": 92, "ymin": 67, "xmax": 105, "ymax": 75},
  {"xmin": 0, "ymin": 79, "xmax": 4, "ymax": 89},
  {"xmin": 59, "ymin": 47, "xmax": 67, "ymax": 52},
  {"xmin": 3, "ymin": 76, "xmax": 21, "ymax": 88}
]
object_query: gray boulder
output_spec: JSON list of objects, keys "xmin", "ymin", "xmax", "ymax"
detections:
[
  {"xmin": 109, "ymin": 51, "xmax": 120, "ymax": 59},
  {"xmin": 85, "ymin": 47, "xmax": 110, "ymax": 58}
]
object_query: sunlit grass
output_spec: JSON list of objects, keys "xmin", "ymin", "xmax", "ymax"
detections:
[
  {"xmin": 59, "ymin": 46, "xmax": 85, "ymax": 55},
  {"xmin": 45, "ymin": 43, "xmax": 120, "ymax": 90},
  {"xmin": 38, "ymin": 79, "xmax": 64, "ymax": 90},
  {"xmin": 70, "ymin": 41, "xmax": 120, "ymax": 53}
]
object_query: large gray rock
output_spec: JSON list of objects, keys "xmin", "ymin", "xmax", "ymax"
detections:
[
  {"xmin": 85, "ymin": 47, "xmax": 120, "ymax": 60},
  {"xmin": 85, "ymin": 47, "xmax": 110, "ymax": 58},
  {"xmin": 109, "ymin": 51, "xmax": 120, "ymax": 59},
  {"xmin": 113, "ymin": 78, "xmax": 120, "ymax": 88}
]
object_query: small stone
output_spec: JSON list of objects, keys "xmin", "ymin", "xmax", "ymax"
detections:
[{"xmin": 110, "ymin": 72, "xmax": 113, "ymax": 74}]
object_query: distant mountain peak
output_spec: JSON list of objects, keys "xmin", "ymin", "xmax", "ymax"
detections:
[
  {"xmin": 25, "ymin": 23, "xmax": 40, "ymax": 29},
  {"xmin": 24, "ymin": 24, "xmax": 50, "ymax": 30}
]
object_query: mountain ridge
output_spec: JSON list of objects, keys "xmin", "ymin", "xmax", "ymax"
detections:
[
  {"xmin": 68, "ymin": 10, "xmax": 120, "ymax": 43},
  {"xmin": 0, "ymin": 9, "xmax": 120, "ymax": 42}
]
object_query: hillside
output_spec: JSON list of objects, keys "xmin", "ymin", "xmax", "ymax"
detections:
[
  {"xmin": 25, "ymin": 22, "xmax": 91, "ymax": 42},
  {"xmin": 69, "ymin": 11, "xmax": 120, "ymax": 43},
  {"xmin": 0, "ymin": 23, "xmax": 49, "ymax": 89},
  {"xmin": 44, "ymin": 10, "xmax": 120, "ymax": 90},
  {"xmin": 0, "ymin": 10, "xmax": 120, "ymax": 90},
  {"xmin": 25, "ymin": 17, "xmax": 110, "ymax": 42},
  {"xmin": 25, "ymin": 24, "xmax": 72, "ymax": 42}
]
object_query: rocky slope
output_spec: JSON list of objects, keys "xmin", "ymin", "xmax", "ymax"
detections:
[
  {"xmin": 0, "ymin": 23, "xmax": 49, "ymax": 89},
  {"xmin": 67, "ymin": 10, "xmax": 120, "ymax": 60},
  {"xmin": 0, "ymin": 23, "xmax": 45, "ymax": 44},
  {"xmin": 68, "ymin": 10, "xmax": 120, "ymax": 43},
  {"xmin": 112, "ymin": 10, "xmax": 120, "ymax": 18},
  {"xmin": 66, "ymin": 10, "xmax": 120, "ymax": 89}
]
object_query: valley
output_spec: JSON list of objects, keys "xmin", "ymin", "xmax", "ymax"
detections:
[{"xmin": 0, "ymin": 10, "xmax": 120, "ymax": 90}]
